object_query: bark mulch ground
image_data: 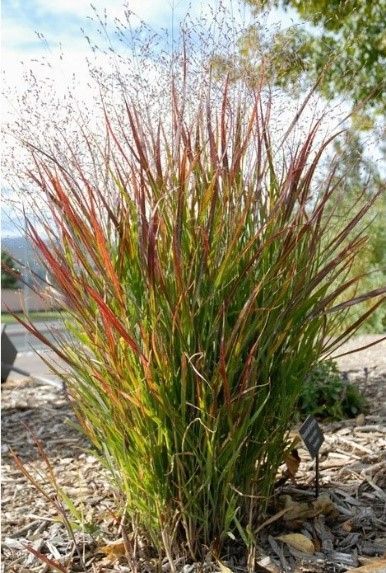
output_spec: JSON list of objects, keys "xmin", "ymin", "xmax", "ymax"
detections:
[{"xmin": 1, "ymin": 336, "xmax": 385, "ymax": 573}]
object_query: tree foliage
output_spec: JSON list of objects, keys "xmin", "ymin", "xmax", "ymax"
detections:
[
  {"xmin": 244, "ymin": 0, "xmax": 386, "ymax": 119},
  {"xmin": 326, "ymin": 132, "xmax": 386, "ymax": 332}
]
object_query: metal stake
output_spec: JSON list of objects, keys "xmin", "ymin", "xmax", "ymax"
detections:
[{"xmin": 315, "ymin": 453, "xmax": 320, "ymax": 498}]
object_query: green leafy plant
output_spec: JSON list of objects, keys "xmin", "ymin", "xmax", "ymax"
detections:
[
  {"xmin": 15, "ymin": 58, "xmax": 385, "ymax": 564},
  {"xmin": 1, "ymin": 250, "xmax": 20, "ymax": 289},
  {"xmin": 299, "ymin": 359, "xmax": 366, "ymax": 420}
]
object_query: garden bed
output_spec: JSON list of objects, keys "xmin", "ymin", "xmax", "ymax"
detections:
[{"xmin": 2, "ymin": 336, "xmax": 385, "ymax": 572}]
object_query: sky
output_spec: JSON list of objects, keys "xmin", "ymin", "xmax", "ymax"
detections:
[
  {"xmin": 2, "ymin": 0, "xmax": 299, "ymax": 115},
  {"xmin": 1, "ymin": 0, "xmax": 291, "ymax": 237},
  {"xmin": 1, "ymin": 0, "xmax": 310, "ymax": 238},
  {"xmin": 2, "ymin": 0, "xmax": 257, "ymax": 95},
  {"xmin": 0, "ymin": 1, "xmax": 226, "ymax": 234},
  {"xmin": 2, "ymin": 1, "xmax": 194, "ymax": 110}
]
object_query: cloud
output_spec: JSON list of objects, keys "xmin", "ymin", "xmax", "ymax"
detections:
[
  {"xmin": 2, "ymin": 0, "xmax": 203, "ymax": 56},
  {"xmin": 33, "ymin": 0, "xmax": 166, "ymax": 23},
  {"xmin": 0, "ymin": 1, "xmax": 205, "ymax": 87},
  {"xmin": 1, "ymin": 0, "xmax": 252, "ymax": 110}
]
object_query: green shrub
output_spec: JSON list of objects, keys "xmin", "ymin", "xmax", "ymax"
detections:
[
  {"xmin": 299, "ymin": 359, "xmax": 366, "ymax": 420},
  {"xmin": 18, "ymin": 69, "xmax": 385, "ymax": 562},
  {"xmin": 1, "ymin": 250, "xmax": 20, "ymax": 289}
]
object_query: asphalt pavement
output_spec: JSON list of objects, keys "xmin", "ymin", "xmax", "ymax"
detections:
[
  {"xmin": 2, "ymin": 320, "xmax": 69, "ymax": 387},
  {"xmin": 4, "ymin": 320, "xmax": 69, "ymax": 353}
]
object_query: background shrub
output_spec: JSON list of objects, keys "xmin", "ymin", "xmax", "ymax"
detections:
[
  {"xmin": 1, "ymin": 250, "xmax": 20, "ymax": 289},
  {"xmin": 299, "ymin": 359, "xmax": 366, "ymax": 421}
]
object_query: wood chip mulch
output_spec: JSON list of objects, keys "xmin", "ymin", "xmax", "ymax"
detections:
[{"xmin": 1, "ymin": 336, "xmax": 385, "ymax": 573}]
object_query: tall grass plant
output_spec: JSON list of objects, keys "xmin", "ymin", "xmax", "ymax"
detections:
[{"xmin": 8, "ymin": 10, "xmax": 385, "ymax": 563}]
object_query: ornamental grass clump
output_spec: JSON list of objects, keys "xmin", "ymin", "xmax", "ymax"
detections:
[{"xmin": 20, "ymin": 71, "xmax": 384, "ymax": 559}]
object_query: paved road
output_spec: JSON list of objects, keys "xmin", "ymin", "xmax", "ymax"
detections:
[
  {"xmin": 2, "ymin": 320, "xmax": 70, "ymax": 386},
  {"xmin": 3, "ymin": 320, "xmax": 70, "ymax": 353}
]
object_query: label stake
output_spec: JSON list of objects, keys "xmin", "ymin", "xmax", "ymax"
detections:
[
  {"xmin": 299, "ymin": 416, "xmax": 324, "ymax": 498},
  {"xmin": 315, "ymin": 453, "xmax": 320, "ymax": 498}
]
